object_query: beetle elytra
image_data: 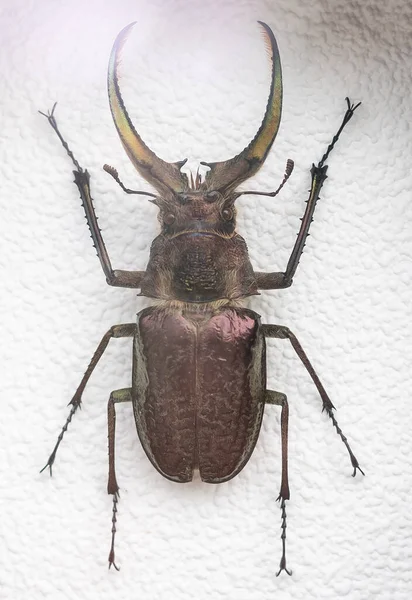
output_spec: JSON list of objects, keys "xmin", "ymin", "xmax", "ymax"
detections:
[{"xmin": 40, "ymin": 21, "xmax": 363, "ymax": 575}]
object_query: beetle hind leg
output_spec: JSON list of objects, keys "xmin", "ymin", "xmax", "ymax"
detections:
[
  {"xmin": 266, "ymin": 390, "xmax": 292, "ymax": 576},
  {"xmin": 107, "ymin": 387, "xmax": 132, "ymax": 571}
]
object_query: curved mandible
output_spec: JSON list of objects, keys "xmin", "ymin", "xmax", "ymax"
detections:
[
  {"xmin": 108, "ymin": 23, "xmax": 189, "ymax": 195},
  {"xmin": 201, "ymin": 22, "xmax": 282, "ymax": 193}
]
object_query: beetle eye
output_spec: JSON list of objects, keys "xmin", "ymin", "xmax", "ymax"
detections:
[
  {"xmin": 178, "ymin": 194, "xmax": 189, "ymax": 205},
  {"xmin": 221, "ymin": 207, "xmax": 233, "ymax": 221},
  {"xmin": 205, "ymin": 191, "xmax": 219, "ymax": 203},
  {"xmin": 164, "ymin": 213, "xmax": 176, "ymax": 225}
]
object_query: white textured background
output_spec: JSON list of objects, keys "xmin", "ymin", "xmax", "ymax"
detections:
[{"xmin": 1, "ymin": 0, "xmax": 411, "ymax": 598}]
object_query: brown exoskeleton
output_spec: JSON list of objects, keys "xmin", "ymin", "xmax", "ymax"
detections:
[{"xmin": 40, "ymin": 21, "xmax": 363, "ymax": 575}]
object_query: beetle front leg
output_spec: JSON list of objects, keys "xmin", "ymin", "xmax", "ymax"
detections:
[
  {"xmin": 263, "ymin": 324, "xmax": 364, "ymax": 477},
  {"xmin": 107, "ymin": 387, "xmax": 132, "ymax": 571},
  {"xmin": 40, "ymin": 324, "xmax": 136, "ymax": 475},
  {"xmin": 255, "ymin": 98, "xmax": 361, "ymax": 290},
  {"xmin": 266, "ymin": 390, "xmax": 292, "ymax": 576},
  {"xmin": 39, "ymin": 104, "xmax": 145, "ymax": 289}
]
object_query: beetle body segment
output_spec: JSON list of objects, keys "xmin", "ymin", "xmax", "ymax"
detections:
[
  {"xmin": 133, "ymin": 306, "xmax": 265, "ymax": 483},
  {"xmin": 141, "ymin": 233, "xmax": 258, "ymax": 302}
]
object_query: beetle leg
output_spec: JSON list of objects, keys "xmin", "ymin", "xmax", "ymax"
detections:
[
  {"xmin": 39, "ymin": 104, "xmax": 146, "ymax": 288},
  {"xmin": 265, "ymin": 391, "xmax": 290, "ymax": 500},
  {"xmin": 255, "ymin": 98, "xmax": 361, "ymax": 290},
  {"xmin": 266, "ymin": 390, "xmax": 292, "ymax": 576},
  {"xmin": 263, "ymin": 324, "xmax": 364, "ymax": 477},
  {"xmin": 40, "ymin": 323, "xmax": 136, "ymax": 476},
  {"xmin": 107, "ymin": 387, "xmax": 132, "ymax": 571}
]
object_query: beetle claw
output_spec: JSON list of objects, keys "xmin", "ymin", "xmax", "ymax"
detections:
[
  {"xmin": 39, "ymin": 102, "xmax": 58, "ymax": 129},
  {"xmin": 108, "ymin": 552, "xmax": 120, "ymax": 571},
  {"xmin": 352, "ymin": 463, "xmax": 365, "ymax": 477},
  {"xmin": 276, "ymin": 558, "xmax": 292, "ymax": 577},
  {"xmin": 39, "ymin": 453, "xmax": 55, "ymax": 476}
]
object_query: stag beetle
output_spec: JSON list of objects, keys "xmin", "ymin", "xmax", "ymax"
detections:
[{"xmin": 40, "ymin": 21, "xmax": 364, "ymax": 575}]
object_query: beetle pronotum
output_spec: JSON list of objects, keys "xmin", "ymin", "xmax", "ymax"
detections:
[{"xmin": 40, "ymin": 21, "xmax": 363, "ymax": 575}]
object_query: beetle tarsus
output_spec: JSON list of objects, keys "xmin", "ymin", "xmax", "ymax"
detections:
[
  {"xmin": 276, "ymin": 497, "xmax": 292, "ymax": 577},
  {"xmin": 323, "ymin": 405, "xmax": 365, "ymax": 476},
  {"xmin": 108, "ymin": 490, "xmax": 120, "ymax": 571},
  {"xmin": 39, "ymin": 103, "xmax": 83, "ymax": 172},
  {"xmin": 318, "ymin": 97, "xmax": 361, "ymax": 168},
  {"xmin": 40, "ymin": 401, "xmax": 80, "ymax": 475}
]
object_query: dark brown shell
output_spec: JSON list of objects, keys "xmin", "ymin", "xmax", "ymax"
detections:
[{"xmin": 132, "ymin": 306, "xmax": 266, "ymax": 483}]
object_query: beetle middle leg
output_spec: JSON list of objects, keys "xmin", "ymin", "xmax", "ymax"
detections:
[
  {"xmin": 107, "ymin": 387, "xmax": 132, "ymax": 571},
  {"xmin": 263, "ymin": 324, "xmax": 364, "ymax": 477},
  {"xmin": 40, "ymin": 323, "xmax": 136, "ymax": 475},
  {"xmin": 265, "ymin": 390, "xmax": 292, "ymax": 576}
]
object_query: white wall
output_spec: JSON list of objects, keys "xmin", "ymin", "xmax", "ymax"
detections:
[{"xmin": 1, "ymin": 0, "xmax": 411, "ymax": 598}]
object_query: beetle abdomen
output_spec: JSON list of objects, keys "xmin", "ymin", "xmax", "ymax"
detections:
[{"xmin": 133, "ymin": 306, "xmax": 266, "ymax": 483}]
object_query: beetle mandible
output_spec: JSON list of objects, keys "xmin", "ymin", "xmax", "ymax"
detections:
[{"xmin": 40, "ymin": 21, "xmax": 364, "ymax": 575}]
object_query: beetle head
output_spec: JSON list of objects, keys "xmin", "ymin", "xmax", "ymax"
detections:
[
  {"xmin": 108, "ymin": 21, "xmax": 282, "ymax": 210},
  {"xmin": 152, "ymin": 177, "xmax": 239, "ymax": 238}
]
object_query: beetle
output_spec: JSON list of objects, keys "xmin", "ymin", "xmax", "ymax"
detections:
[{"xmin": 40, "ymin": 21, "xmax": 364, "ymax": 575}]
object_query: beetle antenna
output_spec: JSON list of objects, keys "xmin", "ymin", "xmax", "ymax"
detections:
[
  {"xmin": 103, "ymin": 164, "xmax": 157, "ymax": 198},
  {"xmin": 237, "ymin": 159, "xmax": 294, "ymax": 198}
]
